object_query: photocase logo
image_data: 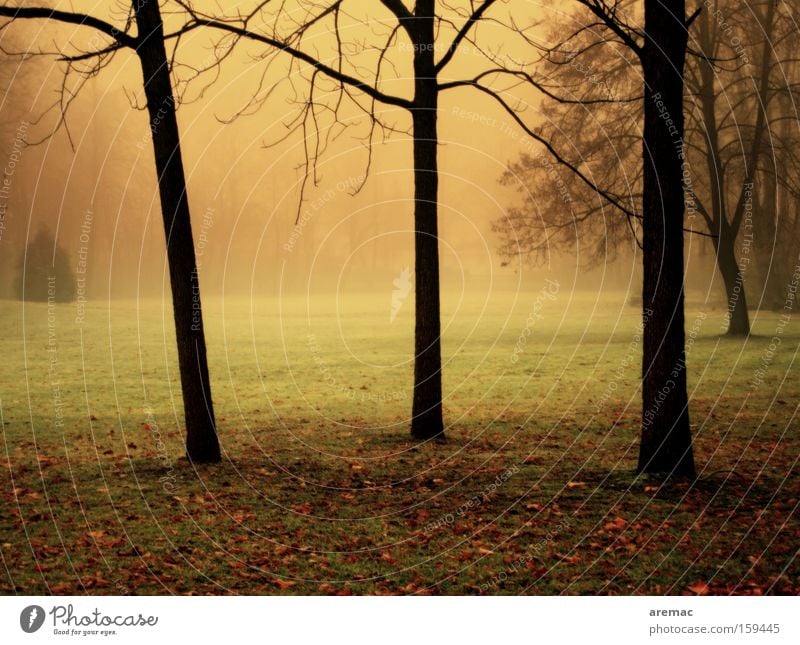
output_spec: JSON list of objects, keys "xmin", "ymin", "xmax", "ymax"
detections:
[
  {"xmin": 390, "ymin": 266, "xmax": 413, "ymax": 323},
  {"xmin": 20, "ymin": 605, "xmax": 45, "ymax": 633}
]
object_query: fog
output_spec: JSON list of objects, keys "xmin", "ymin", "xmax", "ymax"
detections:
[{"xmin": 0, "ymin": 1, "xmax": 721, "ymax": 305}]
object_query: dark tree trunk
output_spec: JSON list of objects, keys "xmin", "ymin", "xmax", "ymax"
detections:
[
  {"xmin": 637, "ymin": 0, "xmax": 696, "ymax": 477},
  {"xmin": 754, "ymin": 168, "xmax": 787, "ymax": 311},
  {"xmin": 410, "ymin": 2, "xmax": 444, "ymax": 441},
  {"xmin": 715, "ymin": 221, "xmax": 751, "ymax": 335},
  {"xmin": 133, "ymin": 0, "xmax": 221, "ymax": 462}
]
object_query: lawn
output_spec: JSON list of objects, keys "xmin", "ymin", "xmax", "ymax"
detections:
[{"xmin": 1, "ymin": 289, "xmax": 798, "ymax": 594}]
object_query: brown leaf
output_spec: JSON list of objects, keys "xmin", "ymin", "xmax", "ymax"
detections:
[{"xmin": 602, "ymin": 517, "xmax": 628, "ymax": 531}]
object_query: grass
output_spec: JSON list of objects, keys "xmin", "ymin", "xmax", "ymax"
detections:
[{"xmin": 1, "ymin": 289, "xmax": 798, "ymax": 594}]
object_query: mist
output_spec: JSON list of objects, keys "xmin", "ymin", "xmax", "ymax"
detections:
[{"xmin": 0, "ymin": 1, "xmax": 682, "ymax": 308}]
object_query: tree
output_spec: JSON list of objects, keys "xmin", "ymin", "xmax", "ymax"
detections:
[
  {"xmin": 685, "ymin": 0, "xmax": 780, "ymax": 335},
  {"xmin": 494, "ymin": 0, "xmax": 698, "ymax": 476},
  {"xmin": 496, "ymin": 0, "xmax": 799, "ymax": 338},
  {"xmin": 0, "ymin": 1, "xmax": 221, "ymax": 462},
  {"xmin": 636, "ymin": 0, "xmax": 696, "ymax": 476},
  {"xmin": 731, "ymin": 3, "xmax": 800, "ymax": 312},
  {"xmin": 15, "ymin": 229, "xmax": 76, "ymax": 302},
  {"xmin": 492, "ymin": 31, "xmax": 643, "ymax": 266},
  {"xmin": 176, "ymin": 0, "xmax": 599, "ymax": 441},
  {"xmin": 753, "ymin": 77, "xmax": 800, "ymax": 310}
]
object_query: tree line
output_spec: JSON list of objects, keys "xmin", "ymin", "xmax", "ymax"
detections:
[{"xmin": 1, "ymin": 0, "xmax": 795, "ymax": 480}]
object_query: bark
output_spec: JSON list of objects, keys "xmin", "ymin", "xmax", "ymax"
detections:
[
  {"xmin": 133, "ymin": 0, "xmax": 221, "ymax": 462},
  {"xmin": 715, "ymin": 221, "xmax": 751, "ymax": 334},
  {"xmin": 754, "ymin": 174, "xmax": 787, "ymax": 310},
  {"xmin": 410, "ymin": 1, "xmax": 444, "ymax": 440},
  {"xmin": 637, "ymin": 0, "xmax": 696, "ymax": 477}
]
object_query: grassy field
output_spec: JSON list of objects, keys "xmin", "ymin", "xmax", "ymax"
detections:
[{"xmin": 1, "ymin": 289, "xmax": 798, "ymax": 595}]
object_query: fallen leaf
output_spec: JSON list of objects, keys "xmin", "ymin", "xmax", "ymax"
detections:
[{"xmin": 603, "ymin": 517, "xmax": 628, "ymax": 531}]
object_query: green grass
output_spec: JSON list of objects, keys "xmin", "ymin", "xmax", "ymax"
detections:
[{"xmin": 1, "ymin": 291, "xmax": 798, "ymax": 594}]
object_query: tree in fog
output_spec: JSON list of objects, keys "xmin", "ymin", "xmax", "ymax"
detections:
[
  {"xmin": 500, "ymin": 0, "xmax": 799, "ymax": 338},
  {"xmin": 15, "ymin": 229, "xmax": 76, "ymax": 302},
  {"xmin": 0, "ymin": 1, "xmax": 221, "ymax": 462},
  {"xmin": 178, "ymin": 0, "xmax": 621, "ymax": 442},
  {"xmin": 685, "ymin": 0, "xmax": 786, "ymax": 333},
  {"xmin": 191, "ymin": 0, "xmax": 702, "ymax": 474},
  {"xmin": 754, "ymin": 47, "xmax": 800, "ymax": 311},
  {"xmin": 494, "ymin": 0, "xmax": 699, "ymax": 476},
  {"xmin": 715, "ymin": 1, "xmax": 800, "ymax": 312}
]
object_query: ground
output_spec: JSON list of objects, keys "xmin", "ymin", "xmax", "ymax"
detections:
[{"xmin": 1, "ymin": 289, "xmax": 797, "ymax": 594}]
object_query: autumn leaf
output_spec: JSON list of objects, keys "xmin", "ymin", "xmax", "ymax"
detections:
[
  {"xmin": 602, "ymin": 517, "xmax": 628, "ymax": 531},
  {"xmin": 688, "ymin": 581, "xmax": 710, "ymax": 595}
]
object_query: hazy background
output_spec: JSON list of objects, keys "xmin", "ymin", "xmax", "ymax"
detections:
[{"xmin": 0, "ymin": 1, "xmax": 720, "ymax": 307}]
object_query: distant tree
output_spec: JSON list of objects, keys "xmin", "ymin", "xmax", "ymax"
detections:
[
  {"xmin": 741, "ymin": 5, "xmax": 800, "ymax": 311},
  {"xmin": 499, "ymin": 0, "xmax": 799, "ymax": 336},
  {"xmin": 15, "ymin": 229, "xmax": 76, "ymax": 302},
  {"xmin": 685, "ymin": 0, "xmax": 782, "ymax": 334}
]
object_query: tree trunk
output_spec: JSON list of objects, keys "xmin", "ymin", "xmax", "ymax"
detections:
[
  {"xmin": 410, "ymin": 3, "xmax": 444, "ymax": 441},
  {"xmin": 637, "ymin": 0, "xmax": 696, "ymax": 477},
  {"xmin": 754, "ymin": 164, "xmax": 786, "ymax": 310},
  {"xmin": 133, "ymin": 0, "xmax": 221, "ymax": 462},
  {"xmin": 716, "ymin": 226, "xmax": 751, "ymax": 335}
]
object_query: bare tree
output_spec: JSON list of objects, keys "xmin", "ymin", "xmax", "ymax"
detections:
[
  {"xmin": 178, "ymin": 0, "xmax": 663, "ymax": 442},
  {"xmin": 174, "ymin": 1, "xmax": 702, "ymax": 474},
  {"xmin": 754, "ymin": 63, "xmax": 800, "ymax": 310},
  {"xmin": 493, "ymin": 0, "xmax": 699, "ymax": 476},
  {"xmin": 492, "ymin": 28, "xmax": 643, "ymax": 266},
  {"xmin": 727, "ymin": 2, "xmax": 800, "ymax": 312},
  {"xmin": 685, "ymin": 0, "xmax": 782, "ymax": 335},
  {"xmin": 498, "ymin": 0, "xmax": 798, "ymax": 333},
  {"xmin": 0, "ymin": 1, "xmax": 221, "ymax": 462}
]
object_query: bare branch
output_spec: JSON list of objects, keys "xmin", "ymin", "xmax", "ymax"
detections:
[
  {"xmin": 435, "ymin": 0, "xmax": 499, "ymax": 73},
  {"xmin": 178, "ymin": 12, "xmax": 414, "ymax": 110},
  {"xmin": 574, "ymin": 0, "xmax": 643, "ymax": 56},
  {"xmin": 0, "ymin": 5, "xmax": 136, "ymax": 49},
  {"xmin": 379, "ymin": 0, "xmax": 414, "ymax": 35}
]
